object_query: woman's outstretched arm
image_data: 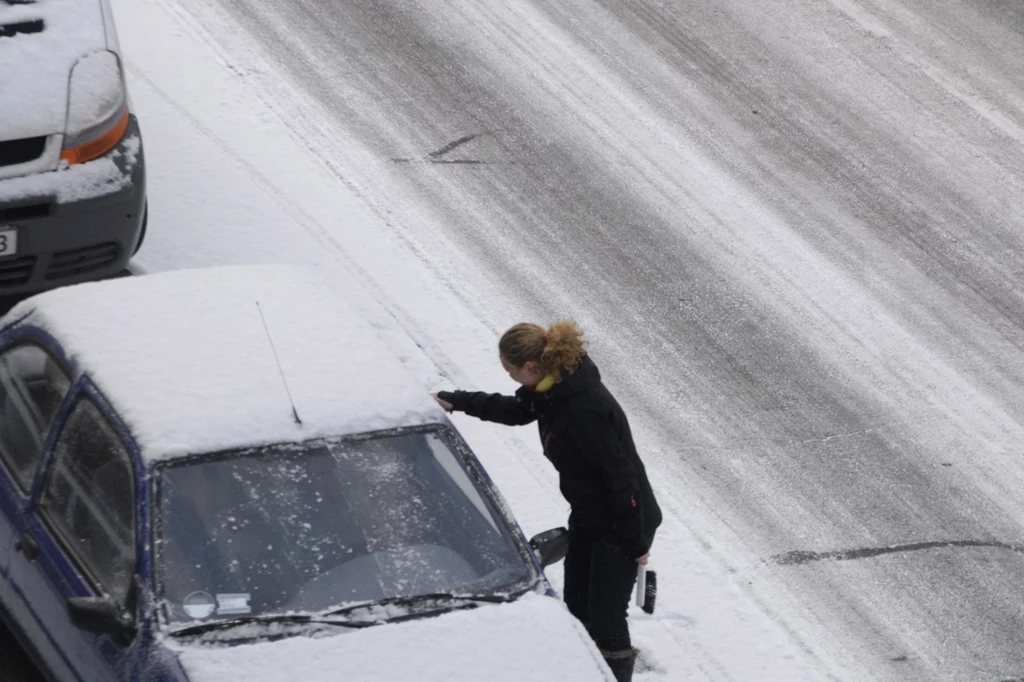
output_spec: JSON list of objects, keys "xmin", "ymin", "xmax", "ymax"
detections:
[{"xmin": 435, "ymin": 390, "xmax": 538, "ymax": 426}]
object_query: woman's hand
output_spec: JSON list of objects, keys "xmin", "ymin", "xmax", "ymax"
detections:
[
  {"xmin": 636, "ymin": 553, "xmax": 649, "ymax": 565},
  {"xmin": 432, "ymin": 392, "xmax": 454, "ymax": 412}
]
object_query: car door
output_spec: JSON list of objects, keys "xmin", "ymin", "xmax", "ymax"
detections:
[
  {"xmin": 8, "ymin": 386, "xmax": 140, "ymax": 682},
  {"xmin": 0, "ymin": 338, "xmax": 73, "ymax": 677}
]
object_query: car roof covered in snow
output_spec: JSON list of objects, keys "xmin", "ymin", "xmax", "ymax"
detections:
[{"xmin": 4, "ymin": 265, "xmax": 446, "ymax": 463}]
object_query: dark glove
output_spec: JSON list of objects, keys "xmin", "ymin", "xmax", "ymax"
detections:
[{"xmin": 436, "ymin": 390, "xmax": 459, "ymax": 412}]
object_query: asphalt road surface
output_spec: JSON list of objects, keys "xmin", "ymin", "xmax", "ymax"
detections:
[{"xmin": 192, "ymin": 1, "xmax": 1024, "ymax": 680}]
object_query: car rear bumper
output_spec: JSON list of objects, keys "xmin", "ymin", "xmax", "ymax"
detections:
[{"xmin": 0, "ymin": 115, "xmax": 146, "ymax": 295}]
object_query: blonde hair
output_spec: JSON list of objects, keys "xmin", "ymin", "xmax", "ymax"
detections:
[{"xmin": 499, "ymin": 320, "xmax": 586, "ymax": 378}]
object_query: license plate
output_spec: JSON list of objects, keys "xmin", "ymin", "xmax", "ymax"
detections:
[{"xmin": 0, "ymin": 227, "xmax": 17, "ymax": 257}]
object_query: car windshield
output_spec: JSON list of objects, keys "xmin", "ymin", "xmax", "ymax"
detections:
[{"xmin": 155, "ymin": 427, "xmax": 536, "ymax": 626}]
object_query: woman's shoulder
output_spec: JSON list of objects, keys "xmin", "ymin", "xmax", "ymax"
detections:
[{"xmin": 564, "ymin": 379, "xmax": 618, "ymax": 412}]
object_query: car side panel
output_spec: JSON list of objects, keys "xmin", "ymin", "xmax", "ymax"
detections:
[
  {"xmin": 0, "ymin": 462, "xmax": 18, "ymax": 576},
  {"xmin": 8, "ymin": 514, "xmax": 125, "ymax": 682},
  {"xmin": 0, "ymin": 469, "xmax": 29, "ymax": 668},
  {"xmin": 7, "ymin": 380, "xmax": 147, "ymax": 682},
  {"xmin": 2, "ymin": 499, "xmax": 78, "ymax": 682},
  {"xmin": 0, "ymin": 328, "xmax": 77, "ymax": 680}
]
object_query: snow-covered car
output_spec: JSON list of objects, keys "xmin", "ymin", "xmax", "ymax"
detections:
[
  {"xmin": 0, "ymin": 0, "xmax": 146, "ymax": 295},
  {"xmin": 0, "ymin": 265, "xmax": 613, "ymax": 682}
]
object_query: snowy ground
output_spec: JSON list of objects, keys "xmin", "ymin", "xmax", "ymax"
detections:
[{"xmin": 56, "ymin": 0, "xmax": 1024, "ymax": 679}]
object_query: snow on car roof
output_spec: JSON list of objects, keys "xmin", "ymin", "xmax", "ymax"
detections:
[
  {"xmin": 6, "ymin": 265, "xmax": 447, "ymax": 462},
  {"xmin": 0, "ymin": 0, "xmax": 109, "ymax": 139},
  {"xmin": 174, "ymin": 593, "xmax": 611, "ymax": 682}
]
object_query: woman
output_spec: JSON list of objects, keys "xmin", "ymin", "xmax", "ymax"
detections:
[{"xmin": 434, "ymin": 320, "xmax": 662, "ymax": 682}]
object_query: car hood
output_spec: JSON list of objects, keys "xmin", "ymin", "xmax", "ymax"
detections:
[
  {"xmin": 0, "ymin": 0, "xmax": 109, "ymax": 140},
  {"xmin": 174, "ymin": 594, "xmax": 613, "ymax": 682}
]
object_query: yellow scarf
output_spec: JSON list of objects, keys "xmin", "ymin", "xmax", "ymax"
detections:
[{"xmin": 534, "ymin": 374, "xmax": 557, "ymax": 393}]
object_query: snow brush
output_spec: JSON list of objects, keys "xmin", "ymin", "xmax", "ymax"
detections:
[{"xmin": 635, "ymin": 563, "xmax": 657, "ymax": 615}]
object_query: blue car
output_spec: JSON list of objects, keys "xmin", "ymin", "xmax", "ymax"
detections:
[{"xmin": 0, "ymin": 265, "xmax": 609, "ymax": 682}]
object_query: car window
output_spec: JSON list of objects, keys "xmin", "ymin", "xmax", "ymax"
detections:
[
  {"xmin": 41, "ymin": 397, "xmax": 136, "ymax": 605},
  {"xmin": 0, "ymin": 343, "xmax": 71, "ymax": 493},
  {"xmin": 157, "ymin": 428, "xmax": 536, "ymax": 624}
]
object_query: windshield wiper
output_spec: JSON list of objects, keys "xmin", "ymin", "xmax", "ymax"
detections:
[
  {"xmin": 172, "ymin": 589, "xmax": 530, "ymax": 636},
  {"xmin": 321, "ymin": 591, "xmax": 520, "ymax": 619},
  {"xmin": 169, "ymin": 612, "xmax": 374, "ymax": 637}
]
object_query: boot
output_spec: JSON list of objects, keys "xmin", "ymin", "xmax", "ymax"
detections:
[{"xmin": 601, "ymin": 648, "xmax": 637, "ymax": 682}]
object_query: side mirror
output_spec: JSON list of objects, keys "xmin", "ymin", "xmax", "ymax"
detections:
[
  {"xmin": 67, "ymin": 596, "xmax": 135, "ymax": 638},
  {"xmin": 529, "ymin": 527, "xmax": 569, "ymax": 567}
]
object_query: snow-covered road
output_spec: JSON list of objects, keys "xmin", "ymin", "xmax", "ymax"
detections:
[{"xmin": 113, "ymin": 0, "xmax": 1024, "ymax": 679}]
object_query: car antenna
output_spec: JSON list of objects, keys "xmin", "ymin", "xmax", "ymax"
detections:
[{"xmin": 256, "ymin": 301, "xmax": 302, "ymax": 425}]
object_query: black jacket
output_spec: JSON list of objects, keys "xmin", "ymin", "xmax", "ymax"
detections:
[{"xmin": 439, "ymin": 355, "xmax": 662, "ymax": 558}]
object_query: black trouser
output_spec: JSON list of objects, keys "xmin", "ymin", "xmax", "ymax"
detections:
[{"xmin": 563, "ymin": 525, "xmax": 638, "ymax": 652}]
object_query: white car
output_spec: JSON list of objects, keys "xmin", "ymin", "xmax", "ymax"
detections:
[
  {"xmin": 0, "ymin": 264, "xmax": 613, "ymax": 681},
  {"xmin": 0, "ymin": 0, "xmax": 146, "ymax": 295}
]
